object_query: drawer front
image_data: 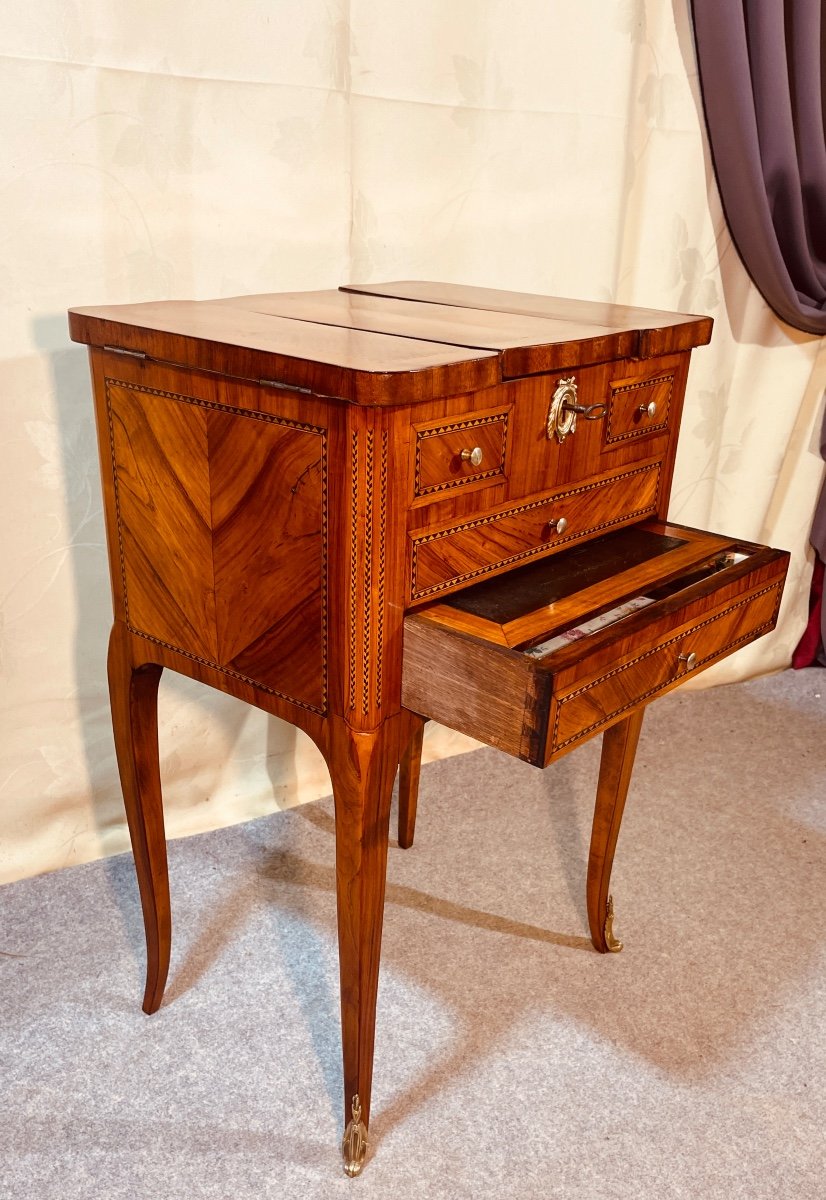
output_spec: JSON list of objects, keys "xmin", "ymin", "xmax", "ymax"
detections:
[
  {"xmin": 549, "ymin": 579, "xmax": 783, "ymax": 756},
  {"xmin": 604, "ymin": 367, "xmax": 673, "ymax": 444},
  {"xmin": 409, "ymin": 461, "xmax": 661, "ymax": 601},
  {"xmin": 414, "ymin": 408, "xmax": 509, "ymax": 498}
]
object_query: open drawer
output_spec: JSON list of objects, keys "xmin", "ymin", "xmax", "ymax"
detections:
[{"xmin": 401, "ymin": 521, "xmax": 789, "ymax": 766}]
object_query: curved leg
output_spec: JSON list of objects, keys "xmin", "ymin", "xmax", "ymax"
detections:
[
  {"xmin": 327, "ymin": 713, "xmax": 405, "ymax": 1176},
  {"xmin": 107, "ymin": 621, "xmax": 170, "ymax": 1013},
  {"xmin": 397, "ymin": 716, "xmax": 425, "ymax": 849},
  {"xmin": 587, "ymin": 706, "xmax": 645, "ymax": 954}
]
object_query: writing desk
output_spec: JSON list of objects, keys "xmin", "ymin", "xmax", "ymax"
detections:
[{"xmin": 69, "ymin": 282, "xmax": 788, "ymax": 1175}]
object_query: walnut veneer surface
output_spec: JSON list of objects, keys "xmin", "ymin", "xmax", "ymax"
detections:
[{"xmin": 69, "ymin": 282, "xmax": 785, "ymax": 1176}]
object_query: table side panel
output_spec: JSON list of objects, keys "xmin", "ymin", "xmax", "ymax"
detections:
[{"xmin": 92, "ymin": 351, "xmax": 332, "ymax": 715}]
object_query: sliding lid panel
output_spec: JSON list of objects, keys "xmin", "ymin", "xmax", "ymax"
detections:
[{"xmin": 342, "ymin": 281, "xmax": 714, "ymax": 360}]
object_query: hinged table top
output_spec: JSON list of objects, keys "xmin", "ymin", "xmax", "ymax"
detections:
[{"xmin": 69, "ymin": 281, "xmax": 712, "ymax": 406}]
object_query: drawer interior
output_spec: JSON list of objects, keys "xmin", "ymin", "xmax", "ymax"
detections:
[{"xmin": 402, "ymin": 521, "xmax": 789, "ymax": 766}]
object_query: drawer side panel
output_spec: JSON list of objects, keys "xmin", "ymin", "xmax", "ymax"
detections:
[{"xmin": 402, "ymin": 616, "xmax": 550, "ymax": 764}]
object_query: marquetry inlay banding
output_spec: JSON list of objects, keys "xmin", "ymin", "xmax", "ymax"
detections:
[
  {"xmin": 375, "ymin": 432, "xmax": 388, "ymax": 710},
  {"xmin": 348, "ymin": 429, "xmax": 360, "ymax": 713},
  {"xmin": 362, "ymin": 430, "xmax": 375, "ymax": 716},
  {"xmin": 409, "ymin": 463, "xmax": 661, "ymax": 601},
  {"xmin": 551, "ymin": 582, "xmax": 783, "ymax": 752},
  {"xmin": 346, "ymin": 426, "xmax": 389, "ymax": 717}
]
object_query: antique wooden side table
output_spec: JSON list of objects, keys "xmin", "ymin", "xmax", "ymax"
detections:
[{"xmin": 69, "ymin": 282, "xmax": 788, "ymax": 1175}]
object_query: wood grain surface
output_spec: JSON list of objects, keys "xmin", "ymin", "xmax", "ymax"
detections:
[
  {"xmin": 69, "ymin": 280, "xmax": 712, "ymax": 406},
  {"xmin": 212, "ymin": 287, "xmax": 639, "ymax": 377},
  {"xmin": 402, "ymin": 531, "xmax": 790, "ymax": 768},
  {"xmin": 76, "ymin": 282, "xmax": 733, "ymax": 1173},
  {"xmin": 70, "ymin": 302, "xmax": 500, "ymax": 406},
  {"xmin": 342, "ymin": 280, "xmax": 714, "ymax": 357}
]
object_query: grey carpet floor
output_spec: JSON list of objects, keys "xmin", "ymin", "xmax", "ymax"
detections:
[{"xmin": 1, "ymin": 669, "xmax": 824, "ymax": 1200}]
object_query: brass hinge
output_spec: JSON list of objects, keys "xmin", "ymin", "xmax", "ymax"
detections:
[
  {"xmin": 104, "ymin": 345, "xmax": 147, "ymax": 360},
  {"xmin": 259, "ymin": 378, "xmax": 314, "ymax": 395}
]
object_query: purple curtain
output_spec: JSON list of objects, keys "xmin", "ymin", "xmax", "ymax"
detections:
[{"xmin": 691, "ymin": 0, "xmax": 826, "ymax": 661}]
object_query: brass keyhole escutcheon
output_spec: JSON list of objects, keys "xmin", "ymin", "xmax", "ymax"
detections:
[
  {"xmin": 547, "ymin": 378, "xmax": 606, "ymax": 444},
  {"xmin": 546, "ymin": 377, "xmax": 579, "ymax": 444}
]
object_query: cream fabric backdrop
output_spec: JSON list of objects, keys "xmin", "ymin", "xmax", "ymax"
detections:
[{"xmin": 2, "ymin": 1, "xmax": 823, "ymax": 884}]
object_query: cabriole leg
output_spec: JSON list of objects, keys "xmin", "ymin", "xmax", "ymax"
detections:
[
  {"xmin": 327, "ymin": 714, "xmax": 405, "ymax": 1176},
  {"xmin": 397, "ymin": 716, "xmax": 425, "ymax": 849},
  {"xmin": 587, "ymin": 706, "xmax": 645, "ymax": 954},
  {"xmin": 107, "ymin": 621, "xmax": 170, "ymax": 1013}
]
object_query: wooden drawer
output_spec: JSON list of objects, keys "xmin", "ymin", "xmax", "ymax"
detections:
[
  {"xmin": 405, "ymin": 354, "xmax": 686, "ymax": 539},
  {"xmin": 604, "ymin": 365, "xmax": 673, "ymax": 444},
  {"xmin": 409, "ymin": 461, "xmax": 662, "ymax": 602},
  {"xmin": 412, "ymin": 406, "xmax": 509, "ymax": 498},
  {"xmin": 402, "ymin": 521, "xmax": 789, "ymax": 765},
  {"xmin": 535, "ymin": 354, "xmax": 682, "ymax": 467}
]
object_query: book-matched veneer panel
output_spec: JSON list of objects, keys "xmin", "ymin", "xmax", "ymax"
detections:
[
  {"xmin": 96, "ymin": 354, "xmax": 330, "ymax": 714},
  {"xmin": 208, "ymin": 408, "xmax": 326, "ymax": 710},
  {"xmin": 106, "ymin": 380, "xmax": 219, "ymax": 663}
]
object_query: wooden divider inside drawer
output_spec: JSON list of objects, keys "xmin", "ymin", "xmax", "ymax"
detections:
[{"xmin": 402, "ymin": 522, "xmax": 789, "ymax": 767}]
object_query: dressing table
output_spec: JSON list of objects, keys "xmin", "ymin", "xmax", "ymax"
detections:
[{"xmin": 69, "ymin": 282, "xmax": 788, "ymax": 1175}]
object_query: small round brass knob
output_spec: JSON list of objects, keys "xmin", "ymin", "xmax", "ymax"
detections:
[
  {"xmin": 548, "ymin": 516, "xmax": 569, "ymax": 536},
  {"xmin": 678, "ymin": 651, "xmax": 697, "ymax": 671},
  {"xmin": 460, "ymin": 446, "xmax": 484, "ymax": 467},
  {"xmin": 638, "ymin": 400, "xmax": 658, "ymax": 418}
]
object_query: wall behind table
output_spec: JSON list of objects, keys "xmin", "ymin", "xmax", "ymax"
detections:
[{"xmin": 1, "ymin": 0, "xmax": 823, "ymax": 883}]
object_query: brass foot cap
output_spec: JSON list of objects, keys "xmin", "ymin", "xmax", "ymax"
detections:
[
  {"xmin": 342, "ymin": 1095, "xmax": 368, "ymax": 1177},
  {"xmin": 604, "ymin": 894, "xmax": 624, "ymax": 953}
]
